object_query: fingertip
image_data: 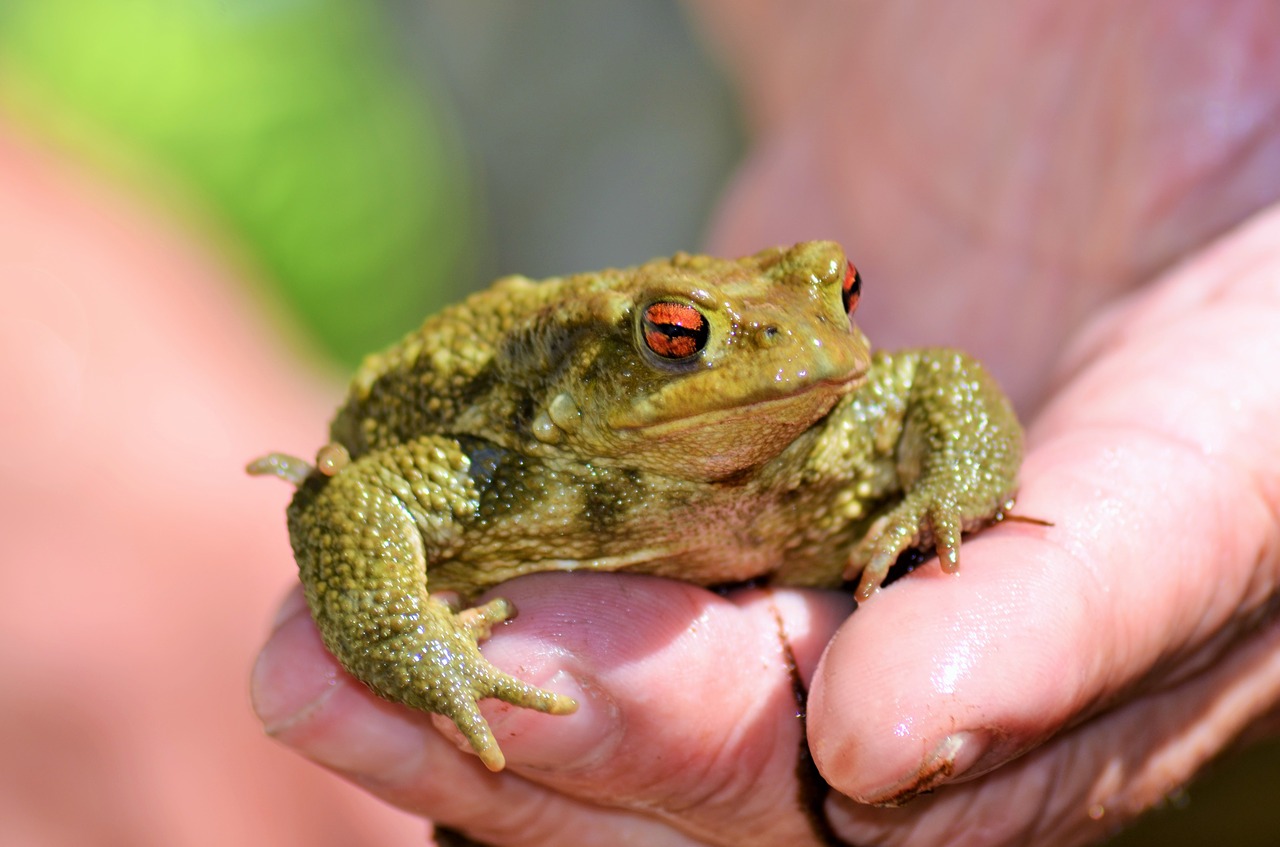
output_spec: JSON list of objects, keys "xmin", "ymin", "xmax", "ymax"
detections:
[
  {"xmin": 251, "ymin": 595, "xmax": 335, "ymax": 731},
  {"xmin": 491, "ymin": 574, "xmax": 855, "ymax": 804},
  {"xmin": 251, "ymin": 601, "xmax": 432, "ymax": 783},
  {"xmin": 808, "ymin": 534, "xmax": 1076, "ymax": 802},
  {"xmin": 476, "ymin": 573, "xmax": 771, "ymax": 784},
  {"xmin": 256, "ymin": 580, "xmax": 620, "ymax": 780},
  {"xmin": 474, "ymin": 628, "xmax": 624, "ymax": 773}
]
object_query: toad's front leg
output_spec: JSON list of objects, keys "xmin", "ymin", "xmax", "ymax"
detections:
[
  {"xmin": 278, "ymin": 436, "xmax": 578, "ymax": 771},
  {"xmin": 847, "ymin": 349, "xmax": 1023, "ymax": 599}
]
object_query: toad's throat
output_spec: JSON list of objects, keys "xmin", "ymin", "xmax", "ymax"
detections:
[{"xmin": 610, "ymin": 371, "xmax": 865, "ymax": 434}]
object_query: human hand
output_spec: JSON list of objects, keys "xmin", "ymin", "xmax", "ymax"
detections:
[
  {"xmin": 252, "ymin": 206, "xmax": 1280, "ymax": 847},
  {"xmin": 252, "ymin": 2, "xmax": 1280, "ymax": 845}
]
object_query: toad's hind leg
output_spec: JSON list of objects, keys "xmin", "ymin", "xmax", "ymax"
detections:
[{"xmin": 285, "ymin": 438, "xmax": 577, "ymax": 772}]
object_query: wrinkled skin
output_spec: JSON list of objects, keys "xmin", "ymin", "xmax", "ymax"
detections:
[
  {"xmin": 257, "ymin": 241, "xmax": 1022, "ymax": 772},
  {"xmin": 252, "ymin": 3, "xmax": 1280, "ymax": 846}
]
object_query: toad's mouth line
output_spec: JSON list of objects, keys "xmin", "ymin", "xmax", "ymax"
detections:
[{"xmin": 610, "ymin": 371, "xmax": 867, "ymax": 433}]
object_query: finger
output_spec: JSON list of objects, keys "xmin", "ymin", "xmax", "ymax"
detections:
[
  {"xmin": 823, "ymin": 606, "xmax": 1280, "ymax": 847},
  {"xmin": 807, "ymin": 205, "xmax": 1280, "ymax": 804},
  {"xmin": 255, "ymin": 579, "xmax": 861, "ymax": 846},
  {"xmin": 807, "ymin": 430, "xmax": 1242, "ymax": 802},
  {"xmin": 253, "ymin": 587, "xmax": 709, "ymax": 847},
  {"xmin": 462, "ymin": 573, "xmax": 858, "ymax": 846},
  {"xmin": 809, "ymin": 384, "xmax": 1275, "ymax": 805}
]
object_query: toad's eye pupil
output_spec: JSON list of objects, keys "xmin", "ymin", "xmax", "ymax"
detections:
[
  {"xmin": 642, "ymin": 301, "xmax": 708, "ymax": 360},
  {"xmin": 842, "ymin": 260, "xmax": 862, "ymax": 315}
]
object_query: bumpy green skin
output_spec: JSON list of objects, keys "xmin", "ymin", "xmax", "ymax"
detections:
[{"xmin": 279, "ymin": 241, "xmax": 1022, "ymax": 771}]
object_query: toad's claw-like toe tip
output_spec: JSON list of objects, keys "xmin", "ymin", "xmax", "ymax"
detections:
[
  {"xmin": 549, "ymin": 695, "xmax": 579, "ymax": 715},
  {"xmin": 853, "ymin": 547, "xmax": 896, "ymax": 600},
  {"xmin": 478, "ymin": 745, "xmax": 506, "ymax": 772}
]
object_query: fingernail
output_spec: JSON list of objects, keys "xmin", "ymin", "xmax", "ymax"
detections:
[
  {"xmin": 252, "ymin": 611, "xmax": 427, "ymax": 782},
  {"xmin": 252, "ymin": 610, "xmax": 329, "ymax": 730},
  {"xmin": 861, "ymin": 731, "xmax": 988, "ymax": 806}
]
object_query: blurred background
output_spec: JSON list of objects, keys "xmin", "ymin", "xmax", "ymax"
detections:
[
  {"xmin": 0, "ymin": 2, "xmax": 1275, "ymax": 845},
  {"xmin": 0, "ymin": 0, "xmax": 739, "ymax": 369}
]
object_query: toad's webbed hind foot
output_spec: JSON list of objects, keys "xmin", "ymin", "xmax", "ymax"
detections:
[{"xmin": 392, "ymin": 596, "xmax": 578, "ymax": 772}]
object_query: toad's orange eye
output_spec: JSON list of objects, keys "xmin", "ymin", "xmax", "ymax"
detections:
[
  {"xmin": 642, "ymin": 301, "xmax": 709, "ymax": 360},
  {"xmin": 842, "ymin": 260, "xmax": 862, "ymax": 315}
]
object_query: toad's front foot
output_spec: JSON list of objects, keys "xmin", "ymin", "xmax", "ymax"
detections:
[
  {"xmin": 845, "ymin": 488, "xmax": 1018, "ymax": 601},
  {"xmin": 842, "ymin": 349, "xmax": 1023, "ymax": 600},
  {"xmin": 845, "ymin": 492, "xmax": 966, "ymax": 601},
  {"xmin": 359, "ymin": 596, "xmax": 578, "ymax": 772}
]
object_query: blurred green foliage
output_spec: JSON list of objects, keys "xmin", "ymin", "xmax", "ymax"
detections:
[{"xmin": 0, "ymin": 0, "xmax": 478, "ymax": 366}]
